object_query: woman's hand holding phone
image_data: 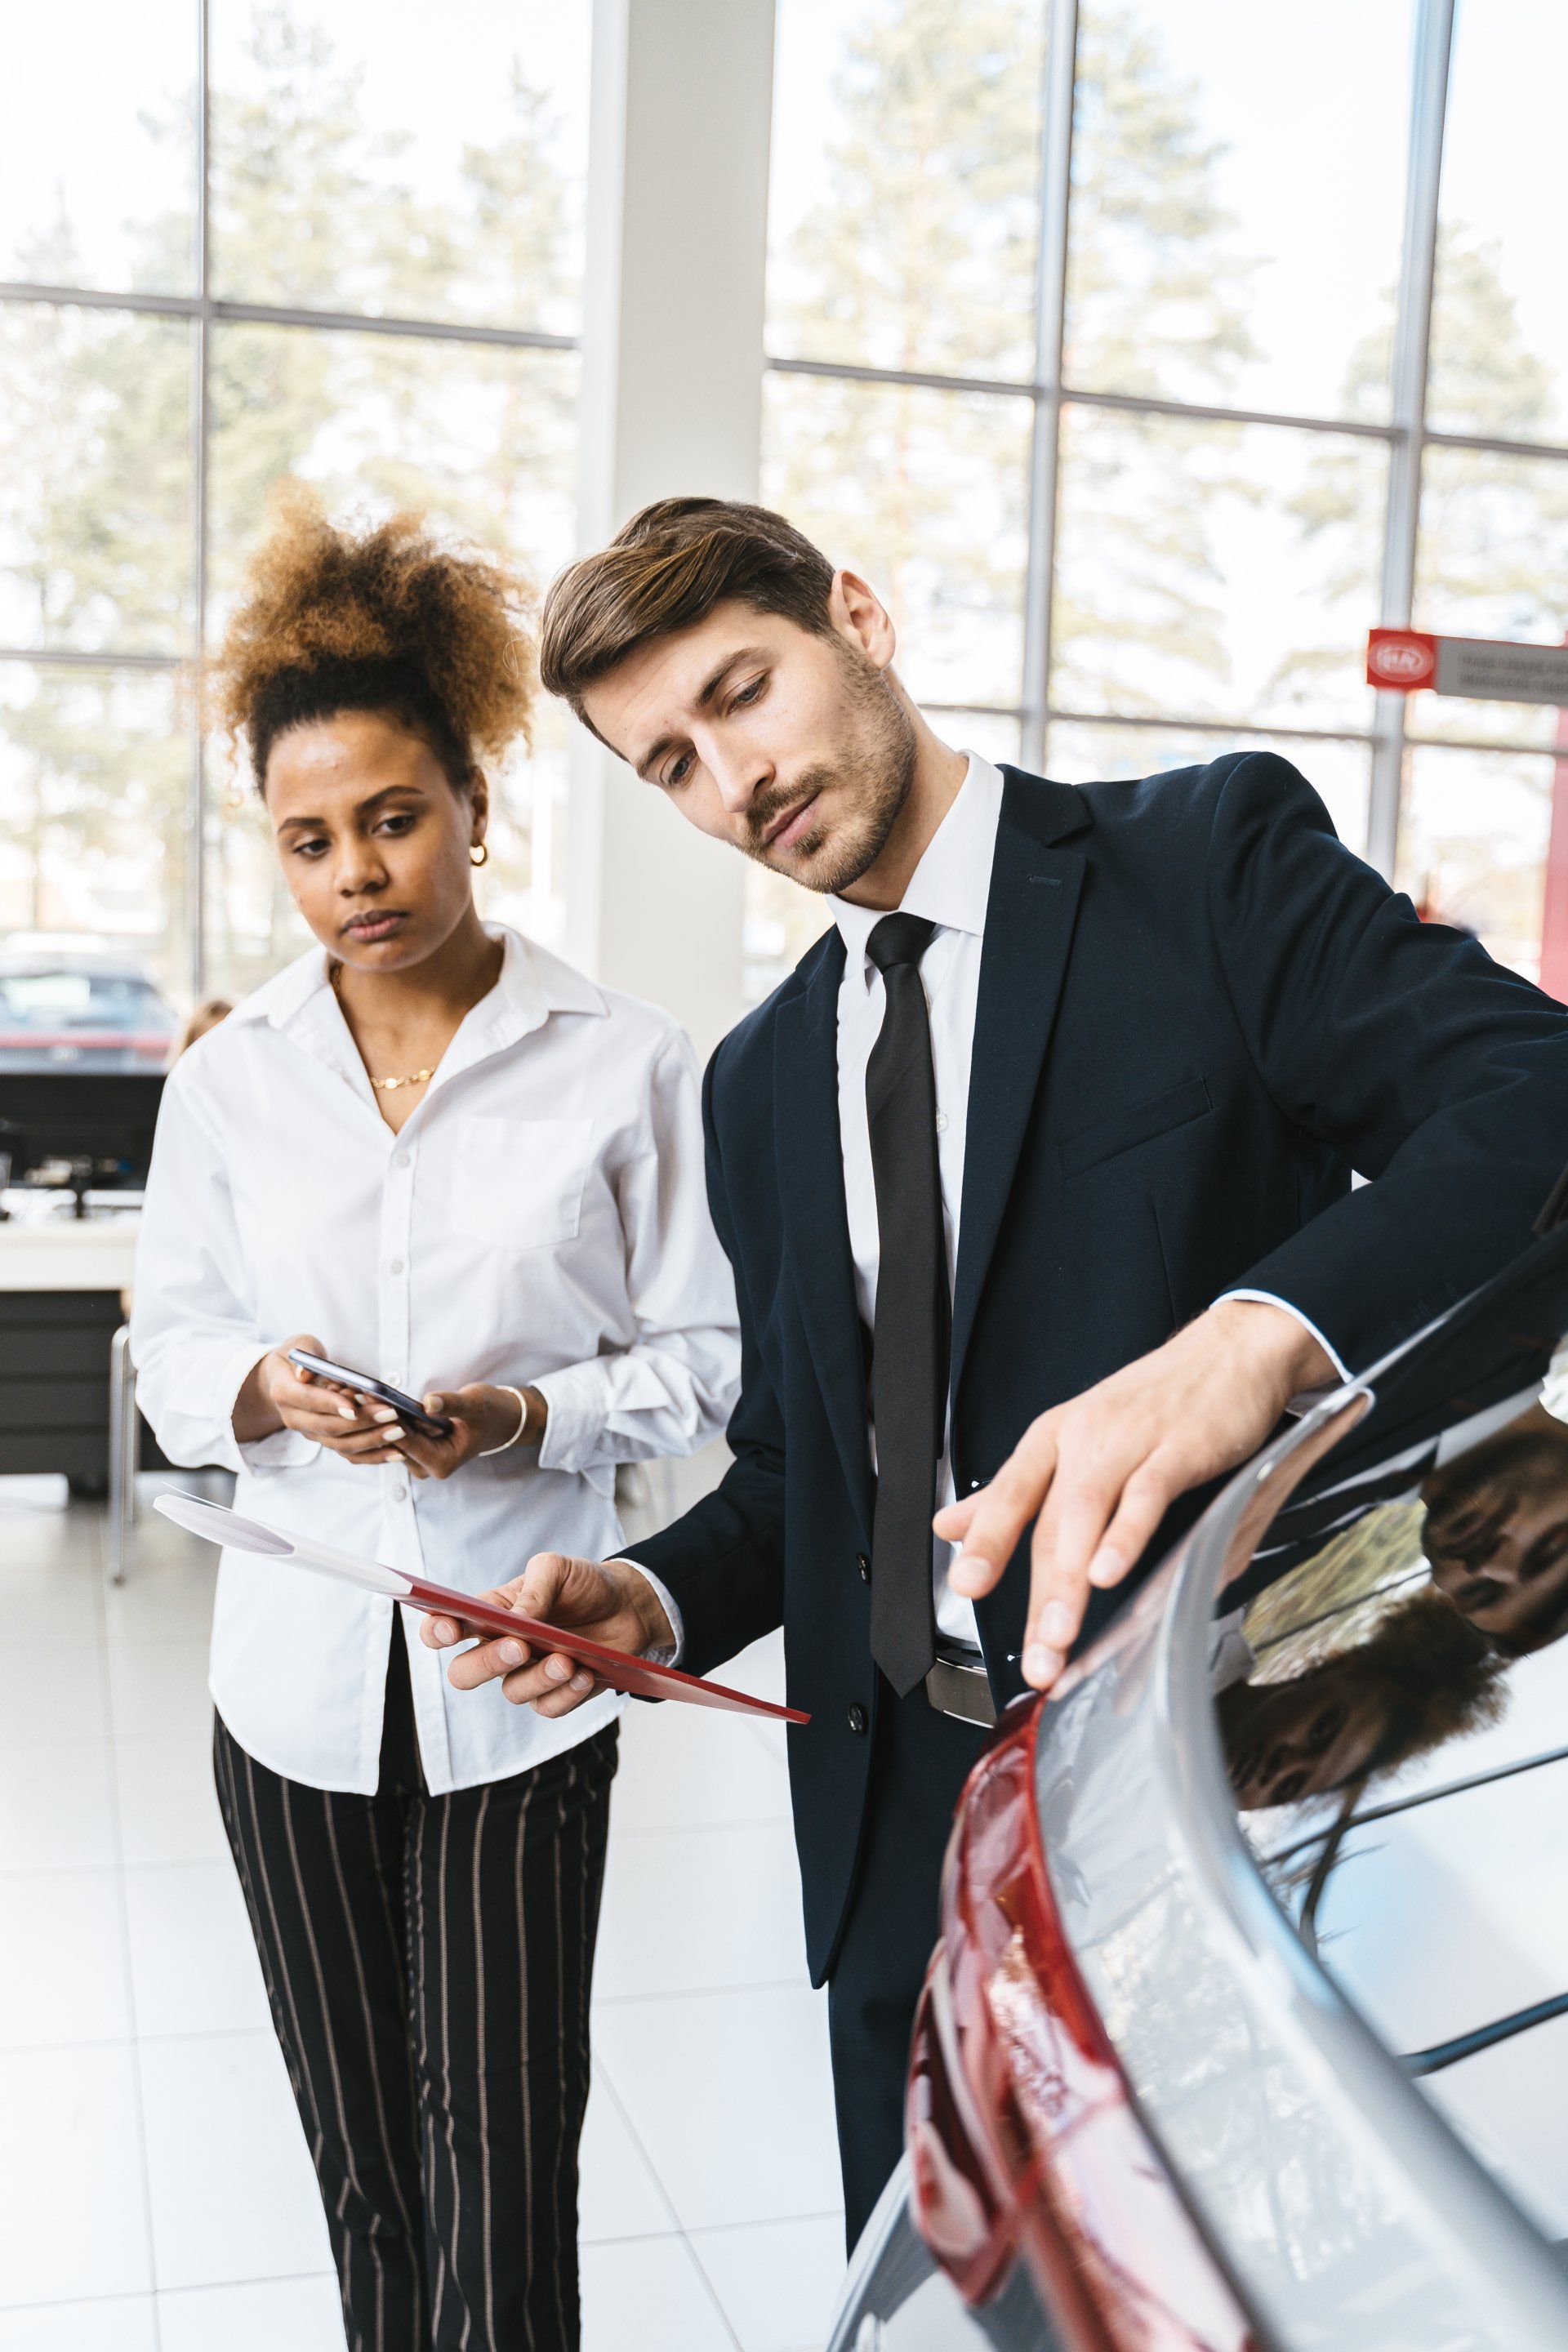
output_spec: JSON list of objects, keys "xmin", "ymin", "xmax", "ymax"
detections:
[
  {"xmin": 234, "ymin": 1333, "xmax": 414, "ymax": 1463},
  {"xmin": 393, "ymin": 1383, "xmax": 548, "ymax": 1481},
  {"xmin": 233, "ymin": 1342, "xmax": 545, "ymax": 1477}
]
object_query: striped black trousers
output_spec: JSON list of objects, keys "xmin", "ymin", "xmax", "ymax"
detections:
[{"xmin": 212, "ymin": 1619, "xmax": 617, "ymax": 2352}]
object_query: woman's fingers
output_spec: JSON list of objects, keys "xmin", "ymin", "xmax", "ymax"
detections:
[{"xmin": 317, "ymin": 1411, "xmax": 404, "ymax": 1449}]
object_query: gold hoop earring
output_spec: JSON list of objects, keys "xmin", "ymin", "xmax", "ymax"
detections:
[{"xmin": 470, "ymin": 842, "xmax": 489, "ymax": 867}]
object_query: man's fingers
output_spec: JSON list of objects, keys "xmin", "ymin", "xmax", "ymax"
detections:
[
  {"xmin": 445, "ymin": 1633, "xmax": 532, "ymax": 1690},
  {"xmin": 933, "ymin": 1493, "xmax": 977, "ymax": 1543},
  {"xmin": 1085, "ymin": 1456, "xmax": 1181, "ymax": 1591},
  {"xmin": 948, "ymin": 1424, "xmax": 1059, "ymax": 1597},
  {"xmin": 1020, "ymin": 1455, "xmax": 1182, "ymax": 1690},
  {"xmin": 1034, "ymin": 1470, "xmax": 1120, "ymax": 1604},
  {"xmin": 510, "ymin": 1552, "xmax": 577, "ymax": 1623},
  {"xmin": 501, "ymin": 1660, "xmax": 599, "ymax": 1715}
]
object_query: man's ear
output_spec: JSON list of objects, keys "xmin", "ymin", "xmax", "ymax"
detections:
[{"xmin": 831, "ymin": 568, "xmax": 898, "ymax": 673}]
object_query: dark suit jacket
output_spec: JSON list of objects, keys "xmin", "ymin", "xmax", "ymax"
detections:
[{"xmin": 627, "ymin": 752, "xmax": 1568, "ymax": 1979}]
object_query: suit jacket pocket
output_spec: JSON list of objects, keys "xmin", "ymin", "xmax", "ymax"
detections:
[{"xmin": 1058, "ymin": 1076, "xmax": 1213, "ymax": 1178}]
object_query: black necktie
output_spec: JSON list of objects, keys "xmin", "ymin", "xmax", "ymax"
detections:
[{"xmin": 866, "ymin": 912, "xmax": 947, "ymax": 1696}]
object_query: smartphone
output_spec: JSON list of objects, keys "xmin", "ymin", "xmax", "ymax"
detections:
[{"xmin": 285, "ymin": 1349, "xmax": 454, "ymax": 1440}]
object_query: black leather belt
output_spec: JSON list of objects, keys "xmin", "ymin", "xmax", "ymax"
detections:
[{"xmin": 924, "ymin": 1651, "xmax": 997, "ymax": 1727}]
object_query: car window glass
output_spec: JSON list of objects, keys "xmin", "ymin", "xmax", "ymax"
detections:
[{"xmin": 0, "ymin": 973, "xmax": 166, "ymax": 1028}]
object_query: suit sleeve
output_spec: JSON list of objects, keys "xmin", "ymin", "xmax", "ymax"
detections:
[
  {"xmin": 1209, "ymin": 751, "xmax": 1568, "ymax": 1370},
  {"xmin": 619, "ymin": 1048, "xmax": 788, "ymax": 1678}
]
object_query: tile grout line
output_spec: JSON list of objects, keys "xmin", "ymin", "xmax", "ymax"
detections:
[
  {"xmin": 0, "ymin": 2264, "xmax": 337, "ymax": 2318},
  {"xmin": 590, "ymin": 2062, "xmax": 686, "ymax": 2240},
  {"xmin": 679, "ymin": 2222, "xmax": 749, "ymax": 2352}
]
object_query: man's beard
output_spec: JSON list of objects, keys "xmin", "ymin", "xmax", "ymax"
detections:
[{"xmin": 742, "ymin": 656, "xmax": 918, "ymax": 897}]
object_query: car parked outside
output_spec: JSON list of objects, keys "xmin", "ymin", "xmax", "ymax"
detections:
[
  {"xmin": 0, "ymin": 947, "xmax": 175, "ymax": 1074},
  {"xmin": 830, "ymin": 1226, "xmax": 1568, "ymax": 2351}
]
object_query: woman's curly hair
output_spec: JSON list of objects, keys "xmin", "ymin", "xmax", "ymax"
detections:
[{"xmin": 214, "ymin": 484, "xmax": 537, "ymax": 791}]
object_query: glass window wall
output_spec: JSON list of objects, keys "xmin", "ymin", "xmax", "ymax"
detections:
[
  {"xmin": 0, "ymin": 1, "xmax": 590, "ymax": 1027},
  {"xmin": 757, "ymin": 0, "xmax": 1568, "ymax": 1005}
]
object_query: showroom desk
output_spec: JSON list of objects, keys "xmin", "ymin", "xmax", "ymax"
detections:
[{"xmin": 0, "ymin": 1213, "xmax": 162, "ymax": 1581}]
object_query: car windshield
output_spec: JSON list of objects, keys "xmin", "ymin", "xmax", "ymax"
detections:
[
  {"xmin": 1215, "ymin": 1232, "xmax": 1568, "ymax": 2245},
  {"xmin": 0, "ymin": 972, "xmax": 168, "ymax": 1032}
]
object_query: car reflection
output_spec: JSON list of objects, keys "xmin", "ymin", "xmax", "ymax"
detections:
[
  {"xmin": 1218, "ymin": 1336, "xmax": 1568, "ymax": 2252},
  {"xmin": 1422, "ymin": 1403, "xmax": 1568, "ymax": 1650},
  {"xmin": 1218, "ymin": 1583, "xmax": 1505, "ymax": 1811}
]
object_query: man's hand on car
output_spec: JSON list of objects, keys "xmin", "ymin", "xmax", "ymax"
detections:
[{"xmin": 936, "ymin": 1298, "xmax": 1337, "ymax": 1694}]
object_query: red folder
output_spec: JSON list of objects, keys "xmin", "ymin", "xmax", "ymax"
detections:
[{"xmin": 154, "ymin": 1489, "xmax": 808, "ymax": 1725}]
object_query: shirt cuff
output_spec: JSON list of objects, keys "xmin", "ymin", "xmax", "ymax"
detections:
[
  {"xmin": 611, "ymin": 1557, "xmax": 684, "ymax": 1667},
  {"xmin": 1214, "ymin": 1290, "xmax": 1352, "ymax": 1408},
  {"xmin": 532, "ymin": 1361, "xmax": 610, "ymax": 1477}
]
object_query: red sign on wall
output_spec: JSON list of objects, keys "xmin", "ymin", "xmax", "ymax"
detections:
[
  {"xmin": 1368, "ymin": 627, "xmax": 1568, "ymax": 702},
  {"xmin": 1366, "ymin": 628, "xmax": 1438, "ymax": 690}
]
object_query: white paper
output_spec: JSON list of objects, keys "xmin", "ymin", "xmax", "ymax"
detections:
[{"xmin": 154, "ymin": 1490, "xmax": 413, "ymax": 1598}]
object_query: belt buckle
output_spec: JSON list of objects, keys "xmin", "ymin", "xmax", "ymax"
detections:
[{"xmin": 924, "ymin": 1654, "xmax": 998, "ymax": 1728}]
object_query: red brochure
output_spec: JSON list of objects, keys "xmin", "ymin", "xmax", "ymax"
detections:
[{"xmin": 154, "ymin": 1490, "xmax": 808, "ymax": 1725}]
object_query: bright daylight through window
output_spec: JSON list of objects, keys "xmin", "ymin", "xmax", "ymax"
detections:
[
  {"xmin": 0, "ymin": 0, "xmax": 589, "ymax": 1013},
  {"xmin": 2, "ymin": 2, "xmax": 1566, "ymax": 1022},
  {"xmin": 749, "ymin": 0, "xmax": 1568, "ymax": 1004}
]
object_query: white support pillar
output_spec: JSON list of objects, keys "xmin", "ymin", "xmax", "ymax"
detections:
[{"xmin": 564, "ymin": 0, "xmax": 777, "ymax": 1061}]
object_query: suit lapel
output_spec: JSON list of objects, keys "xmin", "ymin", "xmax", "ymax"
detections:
[
  {"xmin": 950, "ymin": 770, "xmax": 1091, "ymax": 1405},
  {"xmin": 774, "ymin": 928, "xmax": 876, "ymax": 1539}
]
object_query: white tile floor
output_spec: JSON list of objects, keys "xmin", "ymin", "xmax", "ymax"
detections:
[{"xmin": 0, "ymin": 1477, "xmax": 845, "ymax": 2351}]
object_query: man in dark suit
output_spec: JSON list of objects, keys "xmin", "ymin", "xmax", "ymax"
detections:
[{"xmin": 423, "ymin": 497, "xmax": 1568, "ymax": 2243}]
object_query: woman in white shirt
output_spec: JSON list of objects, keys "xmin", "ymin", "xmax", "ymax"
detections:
[{"xmin": 131, "ymin": 495, "xmax": 738, "ymax": 2352}]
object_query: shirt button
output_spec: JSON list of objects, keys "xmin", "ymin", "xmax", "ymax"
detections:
[
  {"xmin": 394, "ymin": 1152, "xmax": 410, "ymax": 1170},
  {"xmin": 847, "ymin": 1703, "xmax": 868, "ymax": 1735},
  {"xmin": 935, "ymin": 1111, "xmax": 949, "ymax": 1134},
  {"xmin": 855, "ymin": 1552, "xmax": 871, "ymax": 1584},
  {"xmin": 391, "ymin": 1481, "xmax": 408, "ymax": 1504},
  {"xmin": 389, "ymin": 1258, "xmax": 404, "ymax": 1276}
]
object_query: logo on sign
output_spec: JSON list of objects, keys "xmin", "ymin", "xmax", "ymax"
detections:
[
  {"xmin": 1368, "ymin": 635, "xmax": 1436, "ymax": 686},
  {"xmin": 1370, "ymin": 641, "xmax": 1428, "ymax": 680}
]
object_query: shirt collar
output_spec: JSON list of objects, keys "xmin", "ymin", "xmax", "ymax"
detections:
[
  {"xmin": 230, "ymin": 924, "xmax": 606, "ymax": 1073},
  {"xmin": 831, "ymin": 752, "xmax": 1004, "ymax": 988}
]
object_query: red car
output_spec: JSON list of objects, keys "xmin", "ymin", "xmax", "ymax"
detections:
[{"xmin": 830, "ymin": 1229, "xmax": 1568, "ymax": 2350}]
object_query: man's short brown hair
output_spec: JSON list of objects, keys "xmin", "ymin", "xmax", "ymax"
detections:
[{"xmin": 539, "ymin": 497, "xmax": 836, "ymax": 718}]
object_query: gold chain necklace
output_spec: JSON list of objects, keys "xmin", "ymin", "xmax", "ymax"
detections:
[{"xmin": 330, "ymin": 962, "xmax": 435, "ymax": 1093}]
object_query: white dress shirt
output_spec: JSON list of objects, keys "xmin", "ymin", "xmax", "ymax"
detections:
[
  {"xmin": 131, "ymin": 925, "xmax": 740, "ymax": 1794},
  {"xmin": 830, "ymin": 752, "xmax": 1351, "ymax": 1656}
]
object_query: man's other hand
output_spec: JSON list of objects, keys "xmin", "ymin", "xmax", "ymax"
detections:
[
  {"xmin": 935, "ymin": 1300, "xmax": 1335, "ymax": 1694},
  {"xmin": 420, "ymin": 1553, "xmax": 675, "ymax": 1719}
]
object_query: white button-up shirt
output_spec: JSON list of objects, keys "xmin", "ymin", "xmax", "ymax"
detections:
[
  {"xmin": 830, "ymin": 752, "xmax": 1349, "ymax": 1656},
  {"xmin": 131, "ymin": 926, "xmax": 739, "ymax": 1793}
]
